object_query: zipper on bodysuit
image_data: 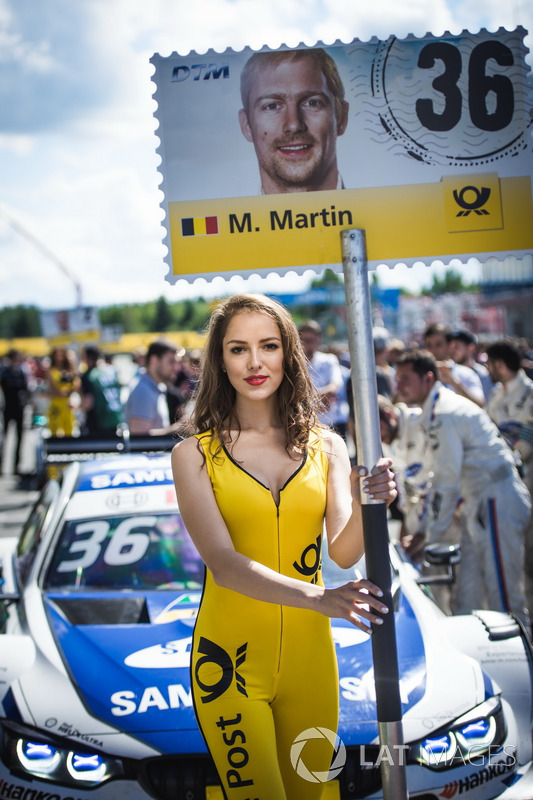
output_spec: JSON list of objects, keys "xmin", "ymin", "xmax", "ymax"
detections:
[{"xmin": 276, "ymin": 503, "xmax": 283, "ymax": 675}]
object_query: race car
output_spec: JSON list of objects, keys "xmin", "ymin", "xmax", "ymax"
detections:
[{"xmin": 0, "ymin": 451, "xmax": 532, "ymax": 800}]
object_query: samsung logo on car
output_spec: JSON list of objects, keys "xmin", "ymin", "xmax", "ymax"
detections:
[
  {"xmin": 125, "ymin": 638, "xmax": 192, "ymax": 669},
  {"xmin": 111, "ymin": 684, "xmax": 193, "ymax": 716},
  {"xmin": 89, "ymin": 469, "xmax": 174, "ymax": 489}
]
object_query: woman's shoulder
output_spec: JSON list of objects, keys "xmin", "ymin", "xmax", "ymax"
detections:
[
  {"xmin": 172, "ymin": 435, "xmax": 198, "ymax": 459},
  {"xmin": 311, "ymin": 425, "xmax": 343, "ymax": 449},
  {"xmin": 309, "ymin": 426, "xmax": 347, "ymax": 467},
  {"xmin": 173, "ymin": 430, "xmax": 217, "ymax": 458}
]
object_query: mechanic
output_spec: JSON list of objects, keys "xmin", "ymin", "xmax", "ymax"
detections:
[
  {"xmin": 395, "ymin": 349, "xmax": 531, "ymax": 625},
  {"xmin": 377, "ymin": 394, "xmax": 427, "ymax": 537},
  {"xmin": 486, "ymin": 339, "xmax": 533, "ymax": 623},
  {"xmin": 378, "ymin": 393, "xmax": 460, "ymax": 614},
  {"xmin": 172, "ymin": 294, "xmax": 396, "ymax": 799}
]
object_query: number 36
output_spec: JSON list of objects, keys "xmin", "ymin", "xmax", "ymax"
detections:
[{"xmin": 416, "ymin": 40, "xmax": 514, "ymax": 133}]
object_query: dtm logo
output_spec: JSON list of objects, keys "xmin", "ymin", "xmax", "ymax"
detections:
[
  {"xmin": 453, "ymin": 185, "xmax": 491, "ymax": 216},
  {"xmin": 194, "ymin": 637, "xmax": 248, "ymax": 703},
  {"xmin": 171, "ymin": 63, "xmax": 229, "ymax": 82}
]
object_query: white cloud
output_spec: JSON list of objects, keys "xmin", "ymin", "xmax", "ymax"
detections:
[{"xmin": 0, "ymin": 0, "xmax": 530, "ymax": 310}]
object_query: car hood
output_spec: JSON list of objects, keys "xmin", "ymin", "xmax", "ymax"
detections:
[
  {"xmin": 45, "ymin": 586, "xmax": 491, "ymax": 752},
  {"xmin": 45, "ymin": 591, "xmax": 203, "ymax": 753},
  {"xmin": 334, "ymin": 589, "xmax": 427, "ymax": 743}
]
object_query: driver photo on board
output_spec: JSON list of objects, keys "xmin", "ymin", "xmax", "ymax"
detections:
[{"xmin": 238, "ymin": 48, "xmax": 349, "ymax": 194}]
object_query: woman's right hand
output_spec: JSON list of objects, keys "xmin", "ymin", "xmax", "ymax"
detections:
[{"xmin": 318, "ymin": 579, "xmax": 389, "ymax": 633}]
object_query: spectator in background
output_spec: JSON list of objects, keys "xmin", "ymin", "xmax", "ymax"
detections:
[
  {"xmin": 449, "ymin": 329, "xmax": 494, "ymax": 402},
  {"xmin": 373, "ymin": 326, "xmax": 393, "ymax": 398},
  {"xmin": 80, "ymin": 345, "xmax": 124, "ymax": 438},
  {"xmin": 326, "ymin": 342, "xmax": 351, "ymax": 442},
  {"xmin": 165, "ymin": 346, "xmax": 187, "ymax": 425},
  {"xmin": 131, "ymin": 345, "xmax": 147, "ymax": 376},
  {"xmin": 394, "ymin": 349, "xmax": 531, "ymax": 625},
  {"xmin": 486, "ymin": 339, "xmax": 533, "ymax": 619},
  {"xmin": 387, "ymin": 338, "xmax": 406, "ymax": 370},
  {"xmin": 423, "ymin": 323, "xmax": 485, "ymax": 407},
  {"xmin": 298, "ymin": 320, "xmax": 344, "ymax": 432},
  {"xmin": 45, "ymin": 347, "xmax": 81, "ymax": 437},
  {"xmin": 125, "ymin": 339, "xmax": 178, "ymax": 435},
  {"xmin": 173, "ymin": 350, "xmax": 202, "ymax": 411},
  {"xmin": 517, "ymin": 338, "xmax": 533, "ymax": 380},
  {"xmin": 0, "ymin": 349, "xmax": 31, "ymax": 475}
]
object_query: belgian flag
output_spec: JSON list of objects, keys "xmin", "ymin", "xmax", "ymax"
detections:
[{"xmin": 181, "ymin": 216, "xmax": 219, "ymax": 237}]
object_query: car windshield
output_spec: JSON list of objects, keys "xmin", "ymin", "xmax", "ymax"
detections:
[{"xmin": 44, "ymin": 512, "xmax": 205, "ymax": 591}]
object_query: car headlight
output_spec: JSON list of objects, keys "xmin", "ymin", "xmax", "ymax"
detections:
[
  {"xmin": 1, "ymin": 721, "xmax": 125, "ymax": 788},
  {"xmin": 409, "ymin": 697, "xmax": 507, "ymax": 770}
]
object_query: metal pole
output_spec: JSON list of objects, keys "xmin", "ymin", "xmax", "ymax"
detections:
[{"xmin": 341, "ymin": 228, "xmax": 409, "ymax": 800}]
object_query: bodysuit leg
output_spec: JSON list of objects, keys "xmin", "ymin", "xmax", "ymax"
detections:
[
  {"xmin": 272, "ymin": 609, "xmax": 339, "ymax": 798},
  {"xmin": 191, "ymin": 618, "xmax": 339, "ymax": 799}
]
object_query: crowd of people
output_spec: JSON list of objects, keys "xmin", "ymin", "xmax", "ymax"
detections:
[
  {"xmin": 1, "ymin": 317, "xmax": 533, "ymax": 633},
  {"xmin": 0, "ymin": 339, "xmax": 202, "ymax": 473}
]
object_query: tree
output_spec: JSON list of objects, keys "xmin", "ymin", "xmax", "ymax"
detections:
[
  {"xmin": 0, "ymin": 305, "xmax": 41, "ymax": 338},
  {"xmin": 152, "ymin": 296, "xmax": 172, "ymax": 331},
  {"xmin": 423, "ymin": 268, "xmax": 477, "ymax": 295},
  {"xmin": 311, "ymin": 268, "xmax": 343, "ymax": 287}
]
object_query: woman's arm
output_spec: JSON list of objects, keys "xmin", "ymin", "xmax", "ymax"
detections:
[
  {"xmin": 324, "ymin": 430, "xmax": 397, "ymax": 569},
  {"xmin": 171, "ymin": 437, "xmax": 389, "ymax": 632}
]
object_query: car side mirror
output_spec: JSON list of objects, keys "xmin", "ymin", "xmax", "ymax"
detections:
[{"xmin": 416, "ymin": 543, "xmax": 461, "ymax": 585}]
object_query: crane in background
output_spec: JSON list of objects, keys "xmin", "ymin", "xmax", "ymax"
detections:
[{"xmin": 0, "ymin": 205, "xmax": 83, "ymax": 308}]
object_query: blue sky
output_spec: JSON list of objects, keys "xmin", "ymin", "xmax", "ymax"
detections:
[{"xmin": 0, "ymin": 0, "xmax": 531, "ymax": 310}]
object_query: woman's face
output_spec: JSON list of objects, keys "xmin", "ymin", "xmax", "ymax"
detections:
[
  {"xmin": 54, "ymin": 348, "xmax": 67, "ymax": 367},
  {"xmin": 221, "ymin": 310, "xmax": 285, "ymax": 402}
]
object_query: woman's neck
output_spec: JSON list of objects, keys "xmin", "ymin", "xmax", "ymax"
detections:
[{"xmin": 231, "ymin": 396, "xmax": 281, "ymax": 432}]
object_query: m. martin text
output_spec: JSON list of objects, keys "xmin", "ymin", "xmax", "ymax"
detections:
[{"xmin": 228, "ymin": 206, "xmax": 353, "ymax": 234}]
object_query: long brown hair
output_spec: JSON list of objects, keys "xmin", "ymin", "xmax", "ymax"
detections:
[{"xmin": 186, "ymin": 294, "xmax": 322, "ymax": 454}]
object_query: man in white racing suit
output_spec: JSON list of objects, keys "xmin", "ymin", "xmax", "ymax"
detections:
[
  {"xmin": 486, "ymin": 340, "xmax": 533, "ymax": 621},
  {"xmin": 378, "ymin": 395, "xmax": 427, "ymax": 536},
  {"xmin": 378, "ymin": 394, "xmax": 461, "ymax": 614},
  {"xmin": 395, "ymin": 349, "xmax": 531, "ymax": 625}
]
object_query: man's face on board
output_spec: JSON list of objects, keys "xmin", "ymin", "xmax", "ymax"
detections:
[{"xmin": 239, "ymin": 56, "xmax": 348, "ymax": 194}]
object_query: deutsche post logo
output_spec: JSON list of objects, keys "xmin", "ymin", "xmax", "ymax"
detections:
[
  {"xmin": 442, "ymin": 173, "xmax": 502, "ymax": 233},
  {"xmin": 293, "ymin": 534, "xmax": 322, "ymax": 584},
  {"xmin": 194, "ymin": 637, "xmax": 248, "ymax": 703},
  {"xmin": 453, "ymin": 186, "xmax": 491, "ymax": 216}
]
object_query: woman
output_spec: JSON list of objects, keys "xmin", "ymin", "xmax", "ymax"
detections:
[
  {"xmin": 45, "ymin": 347, "xmax": 80, "ymax": 436},
  {"xmin": 172, "ymin": 294, "xmax": 396, "ymax": 799}
]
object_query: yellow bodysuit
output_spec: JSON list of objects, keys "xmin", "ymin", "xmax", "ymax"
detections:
[
  {"xmin": 47, "ymin": 367, "xmax": 77, "ymax": 436},
  {"xmin": 192, "ymin": 430, "xmax": 338, "ymax": 799}
]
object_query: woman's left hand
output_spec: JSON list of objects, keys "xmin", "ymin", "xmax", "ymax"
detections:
[{"xmin": 351, "ymin": 458, "xmax": 397, "ymax": 506}]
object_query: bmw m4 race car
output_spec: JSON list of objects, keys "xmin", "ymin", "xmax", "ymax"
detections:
[{"xmin": 0, "ymin": 452, "xmax": 532, "ymax": 800}]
